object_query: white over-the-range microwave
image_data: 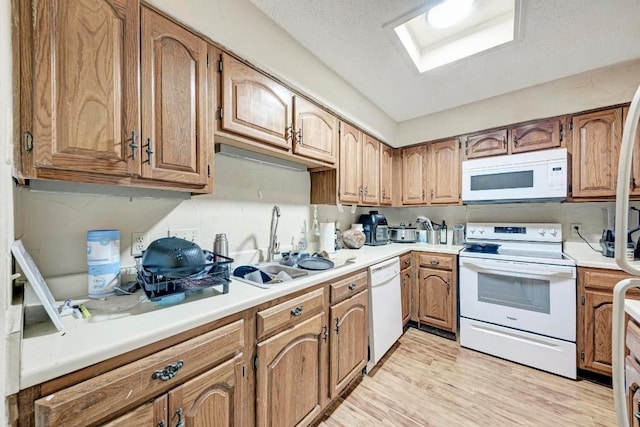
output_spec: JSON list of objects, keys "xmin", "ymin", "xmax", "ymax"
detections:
[{"xmin": 461, "ymin": 148, "xmax": 567, "ymax": 204}]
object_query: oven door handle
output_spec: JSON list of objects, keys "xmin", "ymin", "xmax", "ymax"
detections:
[{"xmin": 460, "ymin": 259, "xmax": 575, "ymax": 278}]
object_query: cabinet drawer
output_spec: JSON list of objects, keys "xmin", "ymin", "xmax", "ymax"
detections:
[
  {"xmin": 35, "ymin": 319, "xmax": 244, "ymax": 427},
  {"xmin": 399, "ymin": 253, "xmax": 412, "ymax": 269},
  {"xmin": 330, "ymin": 271, "xmax": 368, "ymax": 304},
  {"xmin": 418, "ymin": 253, "xmax": 454, "ymax": 270},
  {"xmin": 257, "ymin": 288, "xmax": 325, "ymax": 341}
]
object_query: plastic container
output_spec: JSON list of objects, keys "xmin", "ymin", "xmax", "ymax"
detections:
[{"xmin": 87, "ymin": 229, "xmax": 120, "ymax": 298}]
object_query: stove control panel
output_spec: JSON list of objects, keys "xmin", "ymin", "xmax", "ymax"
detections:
[{"xmin": 466, "ymin": 223, "xmax": 562, "ymax": 243}]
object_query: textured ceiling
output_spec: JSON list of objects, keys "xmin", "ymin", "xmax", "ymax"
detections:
[{"xmin": 249, "ymin": 0, "xmax": 640, "ymax": 122}]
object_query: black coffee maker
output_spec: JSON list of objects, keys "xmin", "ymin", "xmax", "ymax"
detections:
[{"xmin": 600, "ymin": 207, "xmax": 640, "ymax": 258}]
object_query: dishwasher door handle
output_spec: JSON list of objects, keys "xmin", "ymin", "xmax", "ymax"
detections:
[{"xmin": 370, "ymin": 270, "xmax": 400, "ymax": 286}]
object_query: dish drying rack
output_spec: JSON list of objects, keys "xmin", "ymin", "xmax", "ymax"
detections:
[{"xmin": 135, "ymin": 254, "xmax": 233, "ymax": 305}]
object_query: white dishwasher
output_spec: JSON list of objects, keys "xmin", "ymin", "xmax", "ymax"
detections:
[{"xmin": 367, "ymin": 256, "xmax": 402, "ymax": 372}]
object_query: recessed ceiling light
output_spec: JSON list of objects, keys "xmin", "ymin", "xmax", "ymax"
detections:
[
  {"xmin": 427, "ymin": 0, "xmax": 475, "ymax": 29},
  {"xmin": 386, "ymin": 0, "xmax": 519, "ymax": 72}
]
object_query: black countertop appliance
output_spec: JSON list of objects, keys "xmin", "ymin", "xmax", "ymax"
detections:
[{"xmin": 357, "ymin": 210, "xmax": 389, "ymax": 246}]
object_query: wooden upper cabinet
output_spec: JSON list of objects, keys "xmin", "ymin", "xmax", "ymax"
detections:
[
  {"xmin": 402, "ymin": 145, "xmax": 427, "ymax": 205},
  {"xmin": 380, "ymin": 144, "xmax": 393, "ymax": 205},
  {"xmin": 361, "ymin": 135, "xmax": 380, "ymax": 204},
  {"xmin": 464, "ymin": 129, "xmax": 507, "ymax": 159},
  {"xmin": 571, "ymin": 108, "xmax": 622, "ymax": 198},
  {"xmin": 428, "ymin": 139, "xmax": 460, "ymax": 204},
  {"xmin": 293, "ymin": 96, "xmax": 338, "ymax": 164},
  {"xmin": 32, "ymin": 0, "xmax": 140, "ymax": 176},
  {"xmin": 510, "ymin": 118, "xmax": 562, "ymax": 154},
  {"xmin": 220, "ymin": 53, "xmax": 293, "ymax": 150},
  {"xmin": 339, "ymin": 123, "xmax": 363, "ymax": 203},
  {"xmin": 141, "ymin": 7, "xmax": 209, "ymax": 185},
  {"xmin": 623, "ymin": 106, "xmax": 640, "ymax": 196}
]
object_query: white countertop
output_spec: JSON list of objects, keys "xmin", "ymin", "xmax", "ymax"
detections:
[
  {"xmin": 20, "ymin": 242, "xmax": 462, "ymax": 389},
  {"xmin": 563, "ymin": 242, "xmax": 637, "ymax": 270}
]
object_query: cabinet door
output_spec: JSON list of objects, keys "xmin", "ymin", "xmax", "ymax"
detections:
[
  {"xmin": 464, "ymin": 129, "xmax": 507, "ymax": 159},
  {"xmin": 221, "ymin": 53, "xmax": 293, "ymax": 150},
  {"xmin": 401, "ymin": 145, "xmax": 427, "ymax": 205},
  {"xmin": 168, "ymin": 354, "xmax": 244, "ymax": 427},
  {"xmin": 256, "ymin": 313, "xmax": 326, "ymax": 427},
  {"xmin": 100, "ymin": 401, "xmax": 155, "ymax": 427},
  {"xmin": 32, "ymin": 0, "xmax": 140, "ymax": 176},
  {"xmin": 380, "ymin": 144, "xmax": 394, "ymax": 205},
  {"xmin": 623, "ymin": 106, "xmax": 640, "ymax": 196},
  {"xmin": 329, "ymin": 290, "xmax": 368, "ymax": 398},
  {"xmin": 339, "ymin": 123, "xmax": 362, "ymax": 204},
  {"xmin": 293, "ymin": 96, "xmax": 337, "ymax": 164},
  {"xmin": 581, "ymin": 287, "xmax": 614, "ymax": 375},
  {"xmin": 418, "ymin": 268, "xmax": 454, "ymax": 332},
  {"xmin": 428, "ymin": 139, "xmax": 460, "ymax": 204},
  {"xmin": 141, "ymin": 7, "xmax": 209, "ymax": 186},
  {"xmin": 400, "ymin": 267, "xmax": 411, "ymax": 326},
  {"xmin": 361, "ymin": 135, "xmax": 380, "ymax": 204},
  {"xmin": 510, "ymin": 118, "xmax": 562, "ymax": 154},
  {"xmin": 571, "ymin": 108, "xmax": 622, "ymax": 198}
]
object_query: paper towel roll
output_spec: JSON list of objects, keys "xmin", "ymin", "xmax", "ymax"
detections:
[{"xmin": 319, "ymin": 222, "xmax": 336, "ymax": 254}]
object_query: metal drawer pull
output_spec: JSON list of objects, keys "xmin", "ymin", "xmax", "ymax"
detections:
[
  {"xmin": 430, "ymin": 259, "xmax": 440, "ymax": 265},
  {"xmin": 348, "ymin": 283, "xmax": 357, "ymax": 290},
  {"xmin": 175, "ymin": 408, "xmax": 184, "ymax": 427},
  {"xmin": 404, "ymin": 259, "xmax": 410, "ymax": 265},
  {"xmin": 152, "ymin": 360, "xmax": 184, "ymax": 381},
  {"xmin": 291, "ymin": 305, "xmax": 304, "ymax": 316}
]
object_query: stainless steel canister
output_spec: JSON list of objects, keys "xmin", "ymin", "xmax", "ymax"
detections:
[{"xmin": 213, "ymin": 233, "xmax": 229, "ymax": 262}]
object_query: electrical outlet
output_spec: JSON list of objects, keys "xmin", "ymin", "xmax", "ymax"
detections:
[
  {"xmin": 570, "ymin": 223, "xmax": 582, "ymax": 237},
  {"xmin": 170, "ymin": 228, "xmax": 200, "ymax": 244},
  {"xmin": 131, "ymin": 232, "xmax": 146, "ymax": 256}
]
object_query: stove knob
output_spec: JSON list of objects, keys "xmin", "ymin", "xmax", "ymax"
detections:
[
  {"xmin": 538, "ymin": 228, "xmax": 546, "ymax": 236},
  {"xmin": 469, "ymin": 228, "xmax": 476, "ymax": 234},
  {"xmin": 549, "ymin": 228, "xmax": 558, "ymax": 237},
  {"xmin": 479, "ymin": 229, "xmax": 484, "ymax": 234}
]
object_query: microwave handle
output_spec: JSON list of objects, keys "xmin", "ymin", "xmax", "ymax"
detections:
[{"xmin": 460, "ymin": 259, "xmax": 575, "ymax": 278}]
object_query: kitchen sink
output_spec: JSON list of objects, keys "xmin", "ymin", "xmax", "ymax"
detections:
[{"xmin": 232, "ymin": 262, "xmax": 315, "ymax": 289}]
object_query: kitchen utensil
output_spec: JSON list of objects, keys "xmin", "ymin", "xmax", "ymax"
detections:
[
  {"xmin": 142, "ymin": 237, "xmax": 210, "ymax": 278},
  {"xmin": 427, "ymin": 230, "xmax": 438, "ymax": 245},
  {"xmin": 452, "ymin": 224, "xmax": 465, "ymax": 246},
  {"xmin": 297, "ymin": 256, "xmax": 334, "ymax": 271}
]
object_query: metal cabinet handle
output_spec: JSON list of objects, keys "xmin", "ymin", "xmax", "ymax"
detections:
[
  {"xmin": 174, "ymin": 408, "xmax": 184, "ymax": 427},
  {"xmin": 145, "ymin": 138, "xmax": 154, "ymax": 165},
  {"xmin": 297, "ymin": 128, "xmax": 303, "ymax": 144},
  {"xmin": 430, "ymin": 259, "xmax": 440, "ymax": 265},
  {"xmin": 158, "ymin": 420, "xmax": 165, "ymax": 427},
  {"xmin": 287, "ymin": 125, "xmax": 293, "ymax": 141},
  {"xmin": 404, "ymin": 259, "xmax": 410, "ymax": 266},
  {"xmin": 348, "ymin": 282, "xmax": 356, "ymax": 291},
  {"xmin": 430, "ymin": 189, "xmax": 434, "ymax": 200},
  {"xmin": 513, "ymin": 136, "xmax": 519, "ymax": 147},
  {"xmin": 422, "ymin": 189, "xmax": 426, "ymax": 201},
  {"xmin": 152, "ymin": 360, "xmax": 184, "ymax": 381},
  {"xmin": 502, "ymin": 135, "xmax": 506, "ymax": 149},
  {"xmin": 291, "ymin": 305, "xmax": 304, "ymax": 316},
  {"xmin": 130, "ymin": 130, "xmax": 138, "ymax": 160},
  {"xmin": 635, "ymin": 411, "xmax": 640, "ymax": 420},
  {"xmin": 323, "ymin": 324, "xmax": 328, "ymax": 342}
]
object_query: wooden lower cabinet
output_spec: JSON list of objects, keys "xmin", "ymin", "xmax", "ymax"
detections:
[
  {"xmin": 256, "ymin": 313, "xmax": 326, "ymax": 427},
  {"xmin": 578, "ymin": 267, "xmax": 640, "ymax": 376},
  {"xmin": 329, "ymin": 290, "xmax": 368, "ymax": 398},
  {"xmin": 32, "ymin": 319, "xmax": 246, "ymax": 427},
  {"xmin": 400, "ymin": 253, "xmax": 413, "ymax": 326},
  {"xmin": 414, "ymin": 253, "xmax": 457, "ymax": 334}
]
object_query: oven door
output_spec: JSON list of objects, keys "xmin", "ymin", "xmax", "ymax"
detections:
[{"xmin": 459, "ymin": 257, "xmax": 576, "ymax": 341}]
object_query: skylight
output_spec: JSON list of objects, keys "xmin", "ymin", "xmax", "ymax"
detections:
[{"xmin": 390, "ymin": 0, "xmax": 518, "ymax": 73}]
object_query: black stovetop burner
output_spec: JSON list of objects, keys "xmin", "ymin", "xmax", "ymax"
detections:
[{"xmin": 136, "ymin": 253, "xmax": 233, "ymax": 305}]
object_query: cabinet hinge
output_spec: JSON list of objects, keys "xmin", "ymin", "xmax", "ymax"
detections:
[
  {"xmin": 580, "ymin": 350, "xmax": 585, "ymax": 361},
  {"xmin": 459, "ymin": 141, "xmax": 461, "ymax": 149},
  {"xmin": 569, "ymin": 120, "xmax": 573, "ymax": 131},
  {"xmin": 207, "ymin": 164, "xmax": 211, "ymax": 178},
  {"xmin": 559, "ymin": 123, "xmax": 563, "ymax": 142},
  {"xmin": 217, "ymin": 56, "xmax": 223, "ymax": 73},
  {"xmin": 253, "ymin": 355, "xmax": 258, "ymax": 370},
  {"xmin": 335, "ymin": 317, "xmax": 340, "ymax": 334},
  {"xmin": 581, "ymin": 295, "xmax": 585, "ymax": 305},
  {"xmin": 24, "ymin": 131, "xmax": 33, "ymax": 152},
  {"xmin": 206, "ymin": 53, "xmax": 210, "ymax": 68},
  {"xmin": 242, "ymin": 363, "xmax": 245, "ymax": 377},
  {"xmin": 218, "ymin": 107, "xmax": 224, "ymax": 120}
]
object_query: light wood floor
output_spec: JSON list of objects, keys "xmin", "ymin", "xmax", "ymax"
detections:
[{"xmin": 315, "ymin": 328, "xmax": 616, "ymax": 427}]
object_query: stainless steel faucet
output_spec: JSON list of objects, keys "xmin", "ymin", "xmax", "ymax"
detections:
[{"xmin": 267, "ymin": 205, "xmax": 281, "ymax": 262}]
